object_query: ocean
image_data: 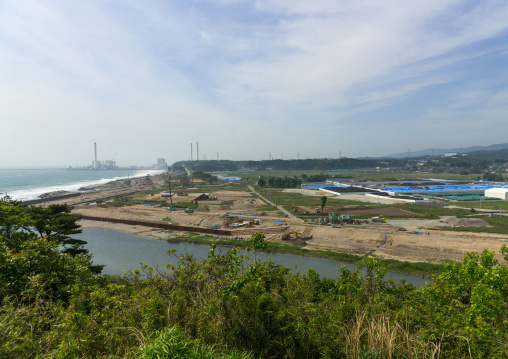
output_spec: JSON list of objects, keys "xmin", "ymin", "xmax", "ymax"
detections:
[{"xmin": 0, "ymin": 168, "xmax": 164, "ymax": 201}]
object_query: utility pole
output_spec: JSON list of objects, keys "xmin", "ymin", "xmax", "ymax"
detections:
[{"xmin": 168, "ymin": 176, "xmax": 173, "ymax": 210}]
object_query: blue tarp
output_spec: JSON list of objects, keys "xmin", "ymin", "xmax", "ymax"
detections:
[
  {"xmin": 218, "ymin": 177, "xmax": 241, "ymax": 181},
  {"xmin": 381, "ymin": 184, "xmax": 508, "ymax": 193}
]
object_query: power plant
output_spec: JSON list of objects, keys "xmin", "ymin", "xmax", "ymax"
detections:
[
  {"xmin": 190, "ymin": 141, "xmax": 201, "ymax": 161},
  {"xmin": 67, "ymin": 142, "xmax": 168, "ymax": 171},
  {"xmin": 91, "ymin": 142, "xmax": 117, "ymax": 170}
]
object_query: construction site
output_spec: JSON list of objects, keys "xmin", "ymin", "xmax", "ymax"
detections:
[{"xmin": 66, "ymin": 178, "xmax": 508, "ymax": 265}]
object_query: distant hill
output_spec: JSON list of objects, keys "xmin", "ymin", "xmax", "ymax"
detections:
[
  {"xmin": 387, "ymin": 143, "xmax": 508, "ymax": 158},
  {"xmin": 466, "ymin": 148, "xmax": 508, "ymax": 162}
]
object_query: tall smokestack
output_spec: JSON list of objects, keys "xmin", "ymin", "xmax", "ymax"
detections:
[
  {"xmin": 196, "ymin": 142, "xmax": 199, "ymax": 161},
  {"xmin": 94, "ymin": 142, "xmax": 97, "ymax": 169},
  {"xmin": 190, "ymin": 143, "xmax": 193, "ymax": 161}
]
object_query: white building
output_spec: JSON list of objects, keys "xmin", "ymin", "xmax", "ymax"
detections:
[
  {"xmin": 485, "ymin": 188, "xmax": 508, "ymax": 200},
  {"xmin": 153, "ymin": 158, "xmax": 167, "ymax": 170}
]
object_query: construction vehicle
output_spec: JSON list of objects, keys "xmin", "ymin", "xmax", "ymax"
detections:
[
  {"xmin": 291, "ymin": 204, "xmax": 298, "ymax": 213},
  {"xmin": 371, "ymin": 216, "xmax": 386, "ymax": 223},
  {"xmin": 281, "ymin": 229, "xmax": 300, "ymax": 240},
  {"xmin": 281, "ymin": 226, "xmax": 313, "ymax": 241}
]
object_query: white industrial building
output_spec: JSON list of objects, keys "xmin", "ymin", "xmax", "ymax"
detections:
[
  {"xmin": 485, "ymin": 188, "xmax": 508, "ymax": 200},
  {"xmin": 153, "ymin": 158, "xmax": 167, "ymax": 170}
]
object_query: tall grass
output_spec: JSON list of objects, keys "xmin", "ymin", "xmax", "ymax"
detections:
[{"xmin": 139, "ymin": 326, "xmax": 253, "ymax": 359}]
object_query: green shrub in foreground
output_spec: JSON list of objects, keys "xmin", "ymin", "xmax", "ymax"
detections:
[
  {"xmin": 1, "ymin": 228, "xmax": 508, "ymax": 358},
  {"xmin": 139, "ymin": 326, "xmax": 253, "ymax": 359}
]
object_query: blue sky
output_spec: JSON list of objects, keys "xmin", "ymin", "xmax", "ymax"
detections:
[{"xmin": 1, "ymin": 0, "xmax": 508, "ymax": 167}]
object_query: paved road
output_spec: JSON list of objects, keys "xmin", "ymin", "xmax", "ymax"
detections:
[
  {"xmin": 182, "ymin": 165, "xmax": 192, "ymax": 177},
  {"xmin": 247, "ymin": 185, "xmax": 303, "ymax": 222}
]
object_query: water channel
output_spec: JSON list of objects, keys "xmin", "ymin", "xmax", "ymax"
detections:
[{"xmin": 78, "ymin": 228, "xmax": 432, "ymax": 287}]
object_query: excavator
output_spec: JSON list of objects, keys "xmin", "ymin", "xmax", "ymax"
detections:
[
  {"xmin": 281, "ymin": 227, "xmax": 300, "ymax": 240},
  {"xmin": 281, "ymin": 226, "xmax": 313, "ymax": 241}
]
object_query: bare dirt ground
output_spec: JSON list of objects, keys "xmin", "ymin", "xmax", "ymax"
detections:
[
  {"xmin": 300, "ymin": 206, "xmax": 422, "ymax": 217},
  {"xmin": 305, "ymin": 226, "xmax": 506, "ymax": 263},
  {"xmin": 73, "ymin": 189, "xmax": 289, "ymax": 232},
  {"xmin": 34, "ymin": 179, "xmax": 507, "ymax": 265},
  {"xmin": 74, "ymin": 200, "xmax": 507, "ymax": 264}
]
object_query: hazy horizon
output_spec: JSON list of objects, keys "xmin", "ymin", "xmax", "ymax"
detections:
[{"xmin": 2, "ymin": 1, "xmax": 508, "ymax": 167}]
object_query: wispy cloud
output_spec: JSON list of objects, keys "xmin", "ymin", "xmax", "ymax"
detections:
[{"xmin": 1, "ymin": 0, "xmax": 508, "ymax": 165}]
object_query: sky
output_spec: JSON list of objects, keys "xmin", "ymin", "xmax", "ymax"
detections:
[{"xmin": 2, "ymin": 0, "xmax": 508, "ymax": 167}]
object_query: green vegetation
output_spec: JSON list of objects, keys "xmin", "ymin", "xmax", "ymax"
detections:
[
  {"xmin": 257, "ymin": 188, "xmax": 373, "ymax": 208},
  {"xmin": 1, "ymin": 196, "xmax": 103, "ymax": 274},
  {"xmin": 320, "ymin": 195, "xmax": 327, "ymax": 213},
  {"xmin": 453, "ymin": 199, "xmax": 505, "ymax": 210},
  {"xmin": 1, "ymin": 218, "xmax": 507, "ymax": 357},
  {"xmin": 3, "ymin": 189, "xmax": 508, "ymax": 357},
  {"xmin": 173, "ymin": 152, "xmax": 508, "ymax": 181},
  {"xmin": 166, "ymin": 233, "xmax": 444, "ymax": 276},
  {"xmin": 392, "ymin": 203, "xmax": 472, "ymax": 217},
  {"xmin": 264, "ymin": 176, "xmax": 302, "ymax": 188},
  {"xmin": 441, "ymin": 216, "xmax": 508, "ymax": 235},
  {"xmin": 483, "ymin": 171, "xmax": 505, "ymax": 181},
  {"xmin": 139, "ymin": 326, "xmax": 253, "ymax": 359}
]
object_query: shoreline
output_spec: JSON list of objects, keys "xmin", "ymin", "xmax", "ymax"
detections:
[
  {"xmin": 79, "ymin": 219, "xmax": 442, "ymax": 278},
  {"xmin": 29, "ymin": 172, "xmax": 169, "ymax": 207},
  {"xmin": 10, "ymin": 169, "xmax": 166, "ymax": 203}
]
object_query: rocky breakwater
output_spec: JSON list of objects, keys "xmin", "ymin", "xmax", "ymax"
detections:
[{"xmin": 38, "ymin": 190, "xmax": 72, "ymax": 199}]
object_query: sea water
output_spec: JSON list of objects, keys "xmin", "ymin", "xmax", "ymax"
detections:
[{"xmin": 0, "ymin": 168, "xmax": 164, "ymax": 201}]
